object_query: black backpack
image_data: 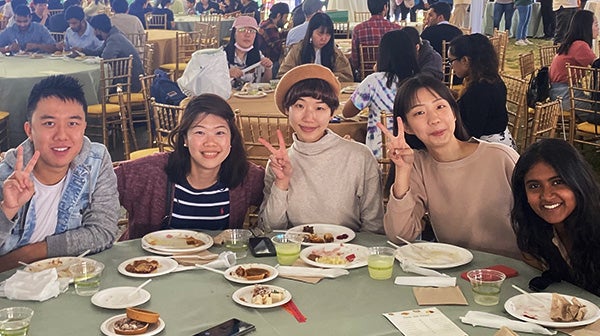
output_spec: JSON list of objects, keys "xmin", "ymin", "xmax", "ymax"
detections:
[
  {"xmin": 526, "ymin": 66, "xmax": 551, "ymax": 108},
  {"xmin": 151, "ymin": 69, "xmax": 187, "ymax": 106}
]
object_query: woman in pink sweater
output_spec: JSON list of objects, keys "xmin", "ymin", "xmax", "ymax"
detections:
[{"xmin": 379, "ymin": 74, "xmax": 520, "ymax": 258}]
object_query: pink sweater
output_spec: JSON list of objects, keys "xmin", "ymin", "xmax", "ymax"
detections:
[
  {"xmin": 549, "ymin": 40, "xmax": 596, "ymax": 84},
  {"xmin": 384, "ymin": 140, "xmax": 521, "ymax": 259}
]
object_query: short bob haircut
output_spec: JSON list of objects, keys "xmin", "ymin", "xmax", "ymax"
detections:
[
  {"xmin": 27, "ymin": 75, "xmax": 87, "ymax": 121},
  {"xmin": 393, "ymin": 74, "xmax": 470, "ymax": 149},
  {"xmin": 300, "ymin": 13, "xmax": 335, "ymax": 71},
  {"xmin": 165, "ymin": 94, "xmax": 248, "ymax": 189},
  {"xmin": 558, "ymin": 10, "xmax": 595, "ymax": 54},
  {"xmin": 511, "ymin": 138, "xmax": 600, "ymax": 291},
  {"xmin": 283, "ymin": 78, "xmax": 339, "ymax": 115}
]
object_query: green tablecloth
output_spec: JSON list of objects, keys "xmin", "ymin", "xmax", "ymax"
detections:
[
  {"xmin": 0, "ymin": 55, "xmax": 101, "ymax": 146},
  {"xmin": 0, "ymin": 232, "xmax": 598, "ymax": 335}
]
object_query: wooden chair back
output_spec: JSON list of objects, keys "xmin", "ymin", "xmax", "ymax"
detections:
[
  {"xmin": 441, "ymin": 40, "xmax": 454, "ymax": 88},
  {"xmin": 198, "ymin": 14, "xmax": 222, "ymax": 43},
  {"xmin": 566, "ymin": 64, "xmax": 600, "ymax": 147},
  {"xmin": 518, "ymin": 50, "xmax": 536, "ymax": 80},
  {"xmin": 145, "ymin": 13, "xmax": 168, "ymax": 29},
  {"xmin": 152, "ymin": 98, "xmax": 184, "ymax": 151},
  {"xmin": 142, "ymin": 43, "xmax": 154, "ymax": 75},
  {"xmin": 353, "ymin": 11, "xmax": 370, "ymax": 22},
  {"xmin": 124, "ymin": 31, "xmax": 148, "ymax": 57},
  {"xmin": 538, "ymin": 45, "xmax": 558, "ymax": 68},
  {"xmin": 496, "ymin": 30, "xmax": 508, "ymax": 72},
  {"xmin": 527, "ymin": 99, "xmax": 562, "ymax": 147},
  {"xmin": 51, "ymin": 32, "xmax": 65, "ymax": 43},
  {"xmin": 501, "ymin": 73, "xmax": 528, "ymax": 151},
  {"xmin": 194, "ymin": 22, "xmax": 219, "ymax": 48},
  {"xmin": 234, "ymin": 110, "xmax": 292, "ymax": 167},
  {"xmin": 359, "ymin": 44, "xmax": 378, "ymax": 81},
  {"xmin": 333, "ymin": 21, "xmax": 350, "ymax": 39},
  {"xmin": 48, "ymin": 9, "xmax": 63, "ymax": 17}
]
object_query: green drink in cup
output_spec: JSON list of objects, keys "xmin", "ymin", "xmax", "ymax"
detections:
[
  {"xmin": 367, "ymin": 247, "xmax": 395, "ymax": 280},
  {"xmin": 0, "ymin": 307, "xmax": 34, "ymax": 336},
  {"xmin": 466, "ymin": 269, "xmax": 506, "ymax": 306},
  {"xmin": 271, "ymin": 234, "xmax": 302, "ymax": 265},
  {"xmin": 69, "ymin": 260, "xmax": 104, "ymax": 296}
]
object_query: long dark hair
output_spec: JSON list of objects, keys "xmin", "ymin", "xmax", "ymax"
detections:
[
  {"xmin": 300, "ymin": 12, "xmax": 335, "ymax": 71},
  {"xmin": 165, "ymin": 94, "xmax": 248, "ymax": 188},
  {"xmin": 511, "ymin": 139, "xmax": 600, "ymax": 292},
  {"xmin": 449, "ymin": 34, "xmax": 500, "ymax": 94},
  {"xmin": 377, "ymin": 29, "xmax": 420, "ymax": 89},
  {"xmin": 224, "ymin": 27, "xmax": 262, "ymax": 67},
  {"xmin": 393, "ymin": 74, "xmax": 470, "ymax": 150},
  {"xmin": 558, "ymin": 10, "xmax": 595, "ymax": 54}
]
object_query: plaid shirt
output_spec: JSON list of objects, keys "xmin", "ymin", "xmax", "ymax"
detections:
[
  {"xmin": 258, "ymin": 18, "xmax": 284, "ymax": 62},
  {"xmin": 351, "ymin": 15, "xmax": 400, "ymax": 70}
]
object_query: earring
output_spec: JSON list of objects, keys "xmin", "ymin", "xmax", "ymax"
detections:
[{"xmin": 184, "ymin": 143, "xmax": 188, "ymax": 147}]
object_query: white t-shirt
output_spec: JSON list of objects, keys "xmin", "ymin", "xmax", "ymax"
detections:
[{"xmin": 28, "ymin": 172, "xmax": 70, "ymax": 243}]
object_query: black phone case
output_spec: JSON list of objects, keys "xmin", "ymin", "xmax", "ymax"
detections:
[
  {"xmin": 249, "ymin": 237, "xmax": 277, "ymax": 257},
  {"xmin": 193, "ymin": 318, "xmax": 255, "ymax": 336}
]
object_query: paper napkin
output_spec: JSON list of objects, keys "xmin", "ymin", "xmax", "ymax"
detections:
[
  {"xmin": 558, "ymin": 319, "xmax": 600, "ymax": 336},
  {"xmin": 460, "ymin": 311, "xmax": 556, "ymax": 335},
  {"xmin": 395, "ymin": 276, "xmax": 456, "ymax": 287},
  {"xmin": 172, "ymin": 250, "xmax": 218, "ymax": 266},
  {"xmin": 277, "ymin": 260, "xmax": 341, "ymax": 284},
  {"xmin": 0, "ymin": 268, "xmax": 61, "ymax": 301},
  {"xmin": 413, "ymin": 286, "xmax": 468, "ymax": 305}
]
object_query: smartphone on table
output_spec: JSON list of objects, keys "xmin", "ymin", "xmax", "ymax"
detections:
[
  {"xmin": 248, "ymin": 237, "xmax": 277, "ymax": 257},
  {"xmin": 193, "ymin": 318, "xmax": 256, "ymax": 336}
]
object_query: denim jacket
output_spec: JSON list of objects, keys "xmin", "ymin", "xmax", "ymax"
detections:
[{"xmin": 0, "ymin": 137, "xmax": 120, "ymax": 257}]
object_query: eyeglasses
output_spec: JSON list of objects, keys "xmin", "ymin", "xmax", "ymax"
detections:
[
  {"xmin": 237, "ymin": 28, "xmax": 257, "ymax": 34},
  {"xmin": 446, "ymin": 57, "xmax": 459, "ymax": 65}
]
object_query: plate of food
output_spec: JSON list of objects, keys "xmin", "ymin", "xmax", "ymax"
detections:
[
  {"xmin": 141, "ymin": 229, "xmax": 213, "ymax": 253},
  {"xmin": 232, "ymin": 285, "xmax": 291, "ymax": 309},
  {"xmin": 395, "ymin": 242, "xmax": 473, "ymax": 269},
  {"xmin": 233, "ymin": 91, "xmax": 267, "ymax": 99},
  {"xmin": 91, "ymin": 286, "xmax": 151, "ymax": 309},
  {"xmin": 224, "ymin": 263, "xmax": 278, "ymax": 284},
  {"xmin": 340, "ymin": 85, "xmax": 358, "ymax": 94},
  {"xmin": 504, "ymin": 292, "xmax": 600, "ymax": 328},
  {"xmin": 300, "ymin": 243, "xmax": 369, "ymax": 269},
  {"xmin": 287, "ymin": 224, "xmax": 355, "ymax": 246},
  {"xmin": 100, "ymin": 313, "xmax": 165, "ymax": 336},
  {"xmin": 118, "ymin": 256, "xmax": 178, "ymax": 278},
  {"xmin": 24, "ymin": 256, "xmax": 97, "ymax": 282}
]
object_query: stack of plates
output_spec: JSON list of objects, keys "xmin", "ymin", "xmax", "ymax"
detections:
[{"xmin": 141, "ymin": 229, "xmax": 214, "ymax": 255}]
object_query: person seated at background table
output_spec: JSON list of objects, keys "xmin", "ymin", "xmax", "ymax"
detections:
[
  {"xmin": 402, "ymin": 26, "xmax": 443, "ymax": 81},
  {"xmin": 225, "ymin": 15, "xmax": 273, "ymax": 86},
  {"xmin": 151, "ymin": 0, "xmax": 175, "ymax": 29},
  {"xmin": 184, "ymin": 0, "xmax": 195, "ymax": 14},
  {"xmin": 59, "ymin": 5, "xmax": 102, "ymax": 51},
  {"xmin": 380, "ymin": 74, "xmax": 520, "ymax": 259},
  {"xmin": 83, "ymin": 0, "xmax": 106, "ymax": 18},
  {"xmin": 195, "ymin": 0, "xmax": 219, "ymax": 14},
  {"xmin": 549, "ymin": 10, "xmax": 598, "ymax": 116},
  {"xmin": 2, "ymin": 0, "xmax": 26, "ymax": 27},
  {"xmin": 350, "ymin": 0, "xmax": 400, "ymax": 76},
  {"xmin": 342, "ymin": 29, "xmax": 419, "ymax": 159},
  {"xmin": 170, "ymin": 0, "xmax": 185, "ymax": 15},
  {"xmin": 115, "ymin": 94, "xmax": 265, "ymax": 239},
  {"xmin": 110, "ymin": 0, "xmax": 145, "ymax": 37},
  {"xmin": 0, "ymin": 5, "xmax": 57, "ymax": 53},
  {"xmin": 129, "ymin": 0, "xmax": 153, "ymax": 29},
  {"xmin": 278, "ymin": 13, "xmax": 353, "ymax": 82},
  {"xmin": 448, "ymin": 33, "xmax": 516, "ymax": 149},
  {"xmin": 0, "ymin": 75, "xmax": 120, "ymax": 273},
  {"xmin": 257, "ymin": 2, "xmax": 289, "ymax": 78},
  {"xmin": 31, "ymin": 0, "xmax": 51, "ymax": 28},
  {"xmin": 258, "ymin": 64, "xmax": 384, "ymax": 233},
  {"xmin": 285, "ymin": 0, "xmax": 321, "ymax": 46},
  {"xmin": 48, "ymin": 0, "xmax": 82, "ymax": 32},
  {"xmin": 84, "ymin": 14, "xmax": 144, "ymax": 92},
  {"xmin": 420, "ymin": 2, "xmax": 462, "ymax": 56},
  {"xmin": 217, "ymin": 0, "xmax": 241, "ymax": 15},
  {"xmin": 511, "ymin": 139, "xmax": 600, "ymax": 295},
  {"xmin": 239, "ymin": 0, "xmax": 259, "ymax": 23}
]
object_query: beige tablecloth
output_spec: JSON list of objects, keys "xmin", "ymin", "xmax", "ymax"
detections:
[{"xmin": 147, "ymin": 29, "xmax": 183, "ymax": 71}]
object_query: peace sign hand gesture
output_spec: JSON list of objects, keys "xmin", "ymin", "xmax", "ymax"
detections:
[
  {"xmin": 376, "ymin": 117, "xmax": 414, "ymax": 198},
  {"xmin": 1, "ymin": 146, "xmax": 40, "ymax": 219},
  {"xmin": 258, "ymin": 129, "xmax": 292, "ymax": 191}
]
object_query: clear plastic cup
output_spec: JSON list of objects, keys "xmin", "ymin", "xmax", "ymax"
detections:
[
  {"xmin": 223, "ymin": 229, "xmax": 252, "ymax": 259},
  {"xmin": 0, "ymin": 307, "xmax": 34, "ymax": 336},
  {"xmin": 69, "ymin": 260, "xmax": 104, "ymax": 296},
  {"xmin": 367, "ymin": 247, "xmax": 395, "ymax": 280},
  {"xmin": 271, "ymin": 233, "xmax": 302, "ymax": 266},
  {"xmin": 466, "ymin": 269, "xmax": 506, "ymax": 306}
]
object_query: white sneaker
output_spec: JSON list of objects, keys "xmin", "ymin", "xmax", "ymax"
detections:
[
  {"xmin": 515, "ymin": 40, "xmax": 527, "ymax": 46},
  {"xmin": 524, "ymin": 39, "xmax": 534, "ymax": 45}
]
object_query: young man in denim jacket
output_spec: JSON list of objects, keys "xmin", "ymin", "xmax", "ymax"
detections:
[{"xmin": 0, "ymin": 75, "xmax": 119, "ymax": 272}]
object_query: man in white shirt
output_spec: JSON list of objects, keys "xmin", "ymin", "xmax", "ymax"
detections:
[{"xmin": 285, "ymin": 0, "xmax": 322, "ymax": 46}]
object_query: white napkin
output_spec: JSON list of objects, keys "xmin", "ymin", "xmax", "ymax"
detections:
[
  {"xmin": 0, "ymin": 268, "xmax": 62, "ymax": 301},
  {"xmin": 276, "ymin": 266, "xmax": 349, "ymax": 278},
  {"xmin": 395, "ymin": 276, "xmax": 456, "ymax": 287},
  {"xmin": 399, "ymin": 258, "xmax": 448, "ymax": 277},
  {"xmin": 460, "ymin": 311, "xmax": 557, "ymax": 335},
  {"xmin": 174, "ymin": 251, "xmax": 236, "ymax": 272}
]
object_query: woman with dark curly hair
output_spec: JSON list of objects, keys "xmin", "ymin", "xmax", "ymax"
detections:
[
  {"xmin": 115, "ymin": 94, "xmax": 264, "ymax": 239},
  {"xmin": 277, "ymin": 12, "xmax": 353, "ymax": 82},
  {"xmin": 449, "ymin": 33, "xmax": 515, "ymax": 149},
  {"xmin": 511, "ymin": 139, "xmax": 600, "ymax": 294}
]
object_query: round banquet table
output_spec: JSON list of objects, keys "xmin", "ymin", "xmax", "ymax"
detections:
[
  {"xmin": 147, "ymin": 29, "xmax": 185, "ymax": 73},
  {"xmin": 0, "ymin": 55, "xmax": 101, "ymax": 147},
  {"xmin": 0, "ymin": 231, "xmax": 599, "ymax": 335}
]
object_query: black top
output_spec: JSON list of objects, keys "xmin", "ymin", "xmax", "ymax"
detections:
[
  {"xmin": 240, "ymin": 0, "xmax": 260, "ymax": 23},
  {"xmin": 457, "ymin": 79, "xmax": 509, "ymax": 137},
  {"xmin": 420, "ymin": 23, "xmax": 463, "ymax": 56}
]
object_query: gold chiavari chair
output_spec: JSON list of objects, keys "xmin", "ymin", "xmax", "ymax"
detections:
[
  {"xmin": 0, "ymin": 112, "xmax": 9, "ymax": 151},
  {"xmin": 538, "ymin": 45, "xmax": 559, "ymax": 68},
  {"xmin": 441, "ymin": 40, "xmax": 454, "ymax": 88},
  {"xmin": 358, "ymin": 44, "xmax": 378, "ymax": 82},
  {"xmin": 527, "ymin": 99, "xmax": 562, "ymax": 147},
  {"xmin": 51, "ymin": 32, "xmax": 65, "ymax": 43},
  {"xmin": 198, "ymin": 13, "xmax": 222, "ymax": 44},
  {"xmin": 496, "ymin": 30, "xmax": 508, "ymax": 73},
  {"xmin": 501, "ymin": 73, "xmax": 529, "ymax": 151},
  {"xmin": 332, "ymin": 21, "xmax": 350, "ymax": 39},
  {"xmin": 518, "ymin": 50, "xmax": 536, "ymax": 80},
  {"xmin": 145, "ymin": 13, "xmax": 168, "ymax": 29},
  {"xmin": 142, "ymin": 43, "xmax": 154, "ymax": 76},
  {"xmin": 566, "ymin": 64, "xmax": 600, "ymax": 148},
  {"xmin": 152, "ymin": 98, "xmax": 183, "ymax": 151},
  {"xmin": 353, "ymin": 11, "xmax": 370, "ymax": 22},
  {"xmin": 159, "ymin": 31, "xmax": 202, "ymax": 80},
  {"xmin": 48, "ymin": 8, "xmax": 63, "ymax": 17},
  {"xmin": 124, "ymin": 31, "xmax": 148, "ymax": 57}
]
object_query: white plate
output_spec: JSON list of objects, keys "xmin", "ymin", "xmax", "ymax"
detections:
[
  {"xmin": 504, "ymin": 293, "xmax": 600, "ymax": 328},
  {"xmin": 287, "ymin": 224, "xmax": 355, "ymax": 246},
  {"xmin": 118, "ymin": 256, "xmax": 178, "ymax": 278},
  {"xmin": 395, "ymin": 242, "xmax": 473, "ymax": 269},
  {"xmin": 100, "ymin": 314, "xmax": 165, "ymax": 336},
  {"xmin": 232, "ymin": 285, "xmax": 291, "ymax": 309},
  {"xmin": 141, "ymin": 243, "xmax": 176, "ymax": 256},
  {"xmin": 341, "ymin": 85, "xmax": 357, "ymax": 94},
  {"xmin": 233, "ymin": 91, "xmax": 267, "ymax": 99},
  {"xmin": 300, "ymin": 243, "xmax": 368, "ymax": 269},
  {"xmin": 91, "ymin": 287, "xmax": 151, "ymax": 309},
  {"xmin": 224, "ymin": 264, "xmax": 278, "ymax": 284},
  {"xmin": 142, "ymin": 230, "xmax": 213, "ymax": 253},
  {"xmin": 25, "ymin": 256, "xmax": 97, "ymax": 282}
]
